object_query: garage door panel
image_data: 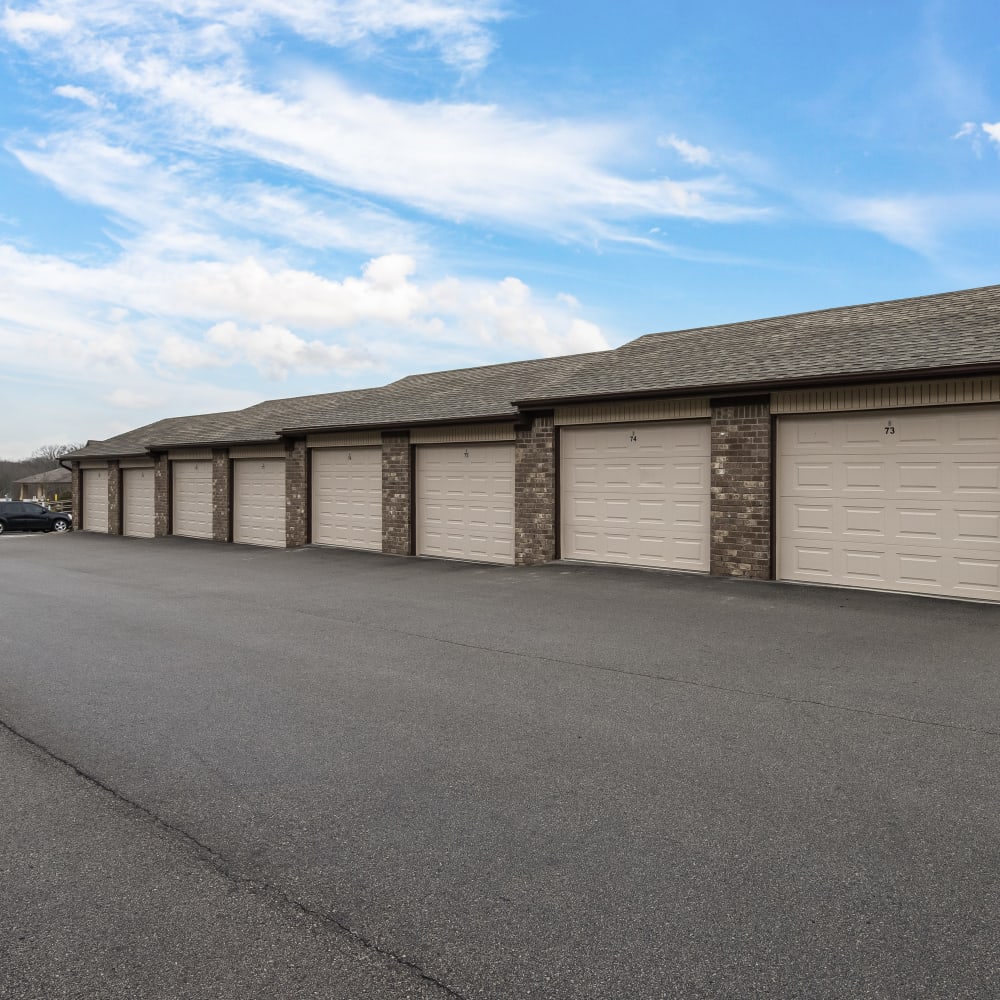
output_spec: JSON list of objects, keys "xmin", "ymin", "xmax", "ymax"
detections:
[
  {"xmin": 956, "ymin": 559, "xmax": 1000, "ymax": 593},
  {"xmin": 780, "ymin": 405, "xmax": 1000, "ymax": 601},
  {"xmin": 83, "ymin": 470, "xmax": 109, "ymax": 533},
  {"xmin": 417, "ymin": 443, "xmax": 514, "ymax": 564},
  {"xmin": 957, "ymin": 412, "xmax": 1000, "ymax": 442},
  {"xmin": 233, "ymin": 459, "xmax": 285, "ymax": 548},
  {"xmin": 312, "ymin": 447, "xmax": 381, "ymax": 551},
  {"xmin": 675, "ymin": 501, "xmax": 706, "ymax": 528},
  {"xmin": 956, "ymin": 463, "xmax": 1000, "ymax": 494},
  {"xmin": 957, "ymin": 511, "xmax": 1000, "ymax": 541},
  {"xmin": 123, "ymin": 468, "xmax": 155, "ymax": 538},
  {"xmin": 561, "ymin": 421, "xmax": 710, "ymax": 572},
  {"xmin": 843, "ymin": 548, "xmax": 889, "ymax": 581},
  {"xmin": 172, "ymin": 461, "xmax": 213, "ymax": 539}
]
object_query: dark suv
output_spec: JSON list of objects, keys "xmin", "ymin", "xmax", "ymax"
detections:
[{"xmin": 0, "ymin": 501, "xmax": 72, "ymax": 535}]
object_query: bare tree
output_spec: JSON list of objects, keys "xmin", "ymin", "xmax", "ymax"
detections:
[{"xmin": 31, "ymin": 443, "xmax": 84, "ymax": 463}]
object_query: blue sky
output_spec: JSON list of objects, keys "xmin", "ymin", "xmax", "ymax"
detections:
[{"xmin": 1, "ymin": 0, "xmax": 998, "ymax": 457}]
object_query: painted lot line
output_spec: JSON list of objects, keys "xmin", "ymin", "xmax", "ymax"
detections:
[{"xmin": 1, "ymin": 534, "xmax": 999, "ymax": 1000}]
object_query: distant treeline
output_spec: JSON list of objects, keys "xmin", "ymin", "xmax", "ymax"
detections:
[{"xmin": 0, "ymin": 444, "xmax": 82, "ymax": 499}]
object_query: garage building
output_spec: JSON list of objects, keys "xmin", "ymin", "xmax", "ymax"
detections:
[{"xmin": 66, "ymin": 284, "xmax": 1000, "ymax": 603}]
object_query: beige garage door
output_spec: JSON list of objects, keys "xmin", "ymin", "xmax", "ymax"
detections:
[
  {"xmin": 172, "ymin": 460, "xmax": 213, "ymax": 540},
  {"xmin": 82, "ymin": 469, "xmax": 109, "ymax": 533},
  {"xmin": 233, "ymin": 459, "xmax": 286, "ymax": 548},
  {"xmin": 312, "ymin": 447, "xmax": 382, "ymax": 550},
  {"xmin": 122, "ymin": 468, "xmax": 155, "ymax": 538},
  {"xmin": 778, "ymin": 405, "xmax": 1000, "ymax": 601},
  {"xmin": 417, "ymin": 443, "xmax": 514, "ymax": 564},
  {"xmin": 561, "ymin": 421, "xmax": 710, "ymax": 571}
]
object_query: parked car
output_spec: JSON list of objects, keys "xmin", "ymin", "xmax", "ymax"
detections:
[{"xmin": 0, "ymin": 500, "xmax": 72, "ymax": 535}]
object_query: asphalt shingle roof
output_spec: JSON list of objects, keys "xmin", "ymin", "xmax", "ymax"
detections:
[
  {"xmin": 67, "ymin": 284, "xmax": 1000, "ymax": 459},
  {"xmin": 280, "ymin": 353, "xmax": 607, "ymax": 432},
  {"xmin": 517, "ymin": 284, "xmax": 1000, "ymax": 404}
]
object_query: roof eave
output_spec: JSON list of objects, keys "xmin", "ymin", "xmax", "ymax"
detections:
[
  {"xmin": 512, "ymin": 361, "xmax": 1000, "ymax": 408},
  {"xmin": 279, "ymin": 411, "xmax": 519, "ymax": 436}
]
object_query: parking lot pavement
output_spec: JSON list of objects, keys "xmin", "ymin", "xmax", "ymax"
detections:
[
  {"xmin": 2, "ymin": 533, "xmax": 1000, "ymax": 999},
  {"xmin": 0, "ymin": 724, "xmax": 455, "ymax": 1000}
]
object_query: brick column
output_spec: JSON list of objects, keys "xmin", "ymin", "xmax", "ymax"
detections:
[
  {"xmin": 514, "ymin": 414, "xmax": 556, "ymax": 565},
  {"xmin": 71, "ymin": 462, "xmax": 82, "ymax": 526},
  {"xmin": 153, "ymin": 454, "xmax": 170, "ymax": 537},
  {"xmin": 285, "ymin": 440, "xmax": 308, "ymax": 548},
  {"xmin": 107, "ymin": 460, "xmax": 122, "ymax": 535},
  {"xmin": 212, "ymin": 449, "xmax": 231, "ymax": 543},
  {"xmin": 710, "ymin": 397, "xmax": 772, "ymax": 579},
  {"xmin": 382, "ymin": 431, "xmax": 412, "ymax": 556}
]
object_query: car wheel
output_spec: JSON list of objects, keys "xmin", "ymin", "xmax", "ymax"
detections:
[
  {"xmin": 53, "ymin": 519, "xmax": 70, "ymax": 533},
  {"xmin": 0, "ymin": 521, "xmax": 5, "ymax": 535}
]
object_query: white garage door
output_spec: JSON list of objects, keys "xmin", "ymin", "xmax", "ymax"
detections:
[
  {"xmin": 82, "ymin": 469, "xmax": 109, "ymax": 533},
  {"xmin": 417, "ymin": 443, "xmax": 514, "ymax": 564},
  {"xmin": 172, "ymin": 460, "xmax": 213, "ymax": 540},
  {"xmin": 122, "ymin": 468, "xmax": 155, "ymax": 538},
  {"xmin": 561, "ymin": 421, "xmax": 710, "ymax": 571},
  {"xmin": 233, "ymin": 459, "xmax": 286, "ymax": 548},
  {"xmin": 778, "ymin": 405, "xmax": 1000, "ymax": 601},
  {"xmin": 312, "ymin": 447, "xmax": 382, "ymax": 550}
]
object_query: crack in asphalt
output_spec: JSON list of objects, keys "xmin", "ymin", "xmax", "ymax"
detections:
[{"xmin": 0, "ymin": 715, "xmax": 469, "ymax": 1000}]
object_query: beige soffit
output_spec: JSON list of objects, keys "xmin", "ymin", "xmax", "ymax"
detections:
[
  {"xmin": 410, "ymin": 422, "xmax": 516, "ymax": 445},
  {"xmin": 772, "ymin": 377, "xmax": 1000, "ymax": 415},
  {"xmin": 307, "ymin": 430, "xmax": 382, "ymax": 449},
  {"xmin": 119, "ymin": 457, "xmax": 156, "ymax": 469},
  {"xmin": 554, "ymin": 397, "xmax": 711, "ymax": 426},
  {"xmin": 167, "ymin": 448, "xmax": 213, "ymax": 461},
  {"xmin": 79, "ymin": 460, "xmax": 109, "ymax": 470},
  {"xmin": 229, "ymin": 444, "xmax": 287, "ymax": 459}
]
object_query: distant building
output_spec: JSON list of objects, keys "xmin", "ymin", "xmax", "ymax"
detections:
[{"xmin": 13, "ymin": 467, "xmax": 73, "ymax": 502}]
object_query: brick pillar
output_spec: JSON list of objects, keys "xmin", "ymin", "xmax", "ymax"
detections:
[
  {"xmin": 382, "ymin": 431, "xmax": 412, "ymax": 556},
  {"xmin": 710, "ymin": 397, "xmax": 772, "ymax": 579},
  {"xmin": 107, "ymin": 460, "xmax": 122, "ymax": 535},
  {"xmin": 285, "ymin": 440, "xmax": 308, "ymax": 548},
  {"xmin": 71, "ymin": 462, "xmax": 82, "ymax": 527},
  {"xmin": 212, "ymin": 449, "xmax": 231, "ymax": 543},
  {"xmin": 153, "ymin": 454, "xmax": 170, "ymax": 537},
  {"xmin": 515, "ymin": 414, "xmax": 556, "ymax": 565}
]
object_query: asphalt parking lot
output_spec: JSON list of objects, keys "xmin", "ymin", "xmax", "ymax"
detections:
[{"xmin": 2, "ymin": 532, "xmax": 999, "ymax": 999}]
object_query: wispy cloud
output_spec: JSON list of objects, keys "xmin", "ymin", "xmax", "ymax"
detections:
[
  {"xmin": 3, "ymin": 0, "xmax": 506, "ymax": 71},
  {"xmin": 832, "ymin": 190, "xmax": 1000, "ymax": 258},
  {"xmin": 53, "ymin": 83, "xmax": 101, "ymax": 107},
  {"xmin": 657, "ymin": 134, "xmax": 714, "ymax": 167}
]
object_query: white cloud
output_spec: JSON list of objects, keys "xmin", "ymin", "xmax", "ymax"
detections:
[
  {"xmin": 205, "ymin": 321, "xmax": 374, "ymax": 379},
  {"xmin": 2, "ymin": 0, "xmax": 504, "ymax": 72},
  {"xmin": 983, "ymin": 122, "xmax": 1000, "ymax": 150},
  {"xmin": 11, "ymin": 132, "xmax": 424, "ymax": 257},
  {"xmin": 106, "ymin": 387, "xmax": 165, "ymax": 408},
  {"xmin": 424, "ymin": 275, "xmax": 609, "ymax": 357},
  {"xmin": 0, "ymin": 241, "xmax": 608, "ymax": 389},
  {"xmin": 836, "ymin": 196, "xmax": 937, "ymax": 254},
  {"xmin": 833, "ymin": 191, "xmax": 1000, "ymax": 257},
  {"xmin": 5, "ymin": 6, "xmax": 764, "ymax": 240},
  {"xmin": 1, "ymin": 8, "xmax": 73, "ymax": 43},
  {"xmin": 139, "ymin": 69, "xmax": 760, "ymax": 233},
  {"xmin": 53, "ymin": 83, "xmax": 100, "ymax": 107},
  {"xmin": 658, "ymin": 134, "xmax": 714, "ymax": 167}
]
